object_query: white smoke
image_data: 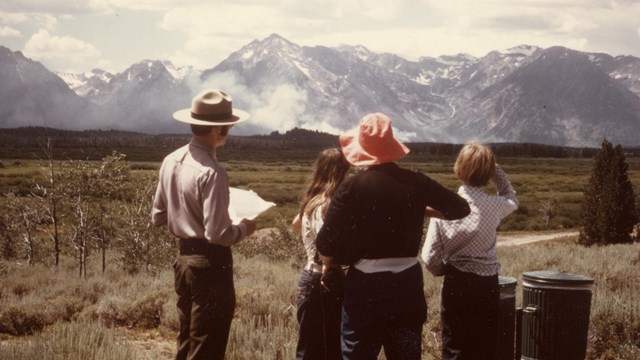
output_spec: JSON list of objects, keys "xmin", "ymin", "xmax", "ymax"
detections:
[
  {"xmin": 249, "ymin": 84, "xmax": 307, "ymax": 131},
  {"xmin": 299, "ymin": 118, "xmax": 343, "ymax": 136},
  {"xmin": 189, "ymin": 71, "xmax": 420, "ymax": 139},
  {"xmin": 392, "ymin": 127, "xmax": 418, "ymax": 143},
  {"xmin": 192, "ymin": 71, "xmax": 312, "ymax": 134}
]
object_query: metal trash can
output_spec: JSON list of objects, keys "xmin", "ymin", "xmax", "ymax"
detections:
[
  {"xmin": 498, "ymin": 276, "xmax": 518, "ymax": 360},
  {"xmin": 521, "ymin": 271, "xmax": 594, "ymax": 360}
]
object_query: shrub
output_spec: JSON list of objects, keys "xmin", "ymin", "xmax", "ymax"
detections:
[
  {"xmin": 0, "ymin": 303, "xmax": 55, "ymax": 335},
  {"xmin": 235, "ymin": 217, "xmax": 305, "ymax": 262},
  {"xmin": 0, "ymin": 322, "xmax": 137, "ymax": 360},
  {"xmin": 123, "ymin": 290, "xmax": 166, "ymax": 328}
]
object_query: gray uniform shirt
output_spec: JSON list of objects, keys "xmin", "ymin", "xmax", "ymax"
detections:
[{"xmin": 151, "ymin": 137, "xmax": 247, "ymax": 246}]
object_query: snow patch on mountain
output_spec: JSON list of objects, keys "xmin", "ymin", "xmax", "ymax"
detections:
[{"xmin": 42, "ymin": 36, "xmax": 640, "ymax": 146}]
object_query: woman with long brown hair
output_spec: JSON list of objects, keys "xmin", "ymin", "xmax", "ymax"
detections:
[{"xmin": 293, "ymin": 147, "xmax": 351, "ymax": 360}]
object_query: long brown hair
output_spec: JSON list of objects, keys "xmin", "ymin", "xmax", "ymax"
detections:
[{"xmin": 299, "ymin": 148, "xmax": 351, "ymax": 219}]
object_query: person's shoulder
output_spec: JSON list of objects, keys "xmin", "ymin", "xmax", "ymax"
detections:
[
  {"xmin": 393, "ymin": 164, "xmax": 435, "ymax": 184},
  {"xmin": 165, "ymin": 143, "xmax": 189, "ymax": 158}
]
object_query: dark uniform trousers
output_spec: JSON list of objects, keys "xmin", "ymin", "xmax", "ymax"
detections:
[{"xmin": 174, "ymin": 239, "xmax": 235, "ymax": 360}]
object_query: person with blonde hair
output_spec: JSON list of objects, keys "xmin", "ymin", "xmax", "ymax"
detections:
[
  {"xmin": 421, "ymin": 141, "xmax": 519, "ymax": 360},
  {"xmin": 316, "ymin": 113, "xmax": 471, "ymax": 360},
  {"xmin": 293, "ymin": 147, "xmax": 351, "ymax": 360}
]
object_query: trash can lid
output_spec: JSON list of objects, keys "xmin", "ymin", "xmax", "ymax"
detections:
[
  {"xmin": 523, "ymin": 270, "xmax": 594, "ymax": 287},
  {"xmin": 498, "ymin": 276, "xmax": 517, "ymax": 288}
]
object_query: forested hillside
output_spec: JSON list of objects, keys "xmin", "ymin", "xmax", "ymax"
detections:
[{"xmin": 1, "ymin": 126, "xmax": 630, "ymax": 162}]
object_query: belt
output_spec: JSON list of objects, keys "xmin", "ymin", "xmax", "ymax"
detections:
[
  {"xmin": 179, "ymin": 238, "xmax": 233, "ymax": 265},
  {"xmin": 304, "ymin": 262, "xmax": 322, "ymax": 273}
]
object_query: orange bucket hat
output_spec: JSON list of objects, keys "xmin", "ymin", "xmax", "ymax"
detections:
[{"xmin": 339, "ymin": 112, "xmax": 410, "ymax": 166}]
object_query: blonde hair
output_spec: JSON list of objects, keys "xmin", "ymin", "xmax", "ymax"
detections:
[
  {"xmin": 454, "ymin": 141, "xmax": 496, "ymax": 187},
  {"xmin": 299, "ymin": 148, "xmax": 351, "ymax": 218}
]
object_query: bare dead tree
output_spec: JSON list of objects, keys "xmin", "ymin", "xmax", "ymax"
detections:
[
  {"xmin": 35, "ymin": 136, "xmax": 62, "ymax": 266},
  {"xmin": 120, "ymin": 176, "xmax": 174, "ymax": 274},
  {"xmin": 538, "ymin": 198, "xmax": 559, "ymax": 229},
  {"xmin": 5, "ymin": 193, "xmax": 43, "ymax": 265},
  {"xmin": 58, "ymin": 151, "xmax": 130, "ymax": 277},
  {"xmin": 94, "ymin": 152, "xmax": 129, "ymax": 273}
]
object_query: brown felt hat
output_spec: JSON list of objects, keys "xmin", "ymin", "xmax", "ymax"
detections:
[{"xmin": 173, "ymin": 89, "xmax": 250, "ymax": 126}]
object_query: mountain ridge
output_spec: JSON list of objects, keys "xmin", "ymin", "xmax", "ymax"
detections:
[{"xmin": 1, "ymin": 35, "xmax": 640, "ymax": 146}]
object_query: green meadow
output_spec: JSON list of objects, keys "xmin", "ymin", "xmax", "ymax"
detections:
[{"xmin": 0, "ymin": 146, "xmax": 639, "ymax": 359}]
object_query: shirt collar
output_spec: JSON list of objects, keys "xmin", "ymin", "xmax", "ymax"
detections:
[
  {"xmin": 189, "ymin": 136, "xmax": 217, "ymax": 157},
  {"xmin": 458, "ymin": 184, "xmax": 486, "ymax": 200}
]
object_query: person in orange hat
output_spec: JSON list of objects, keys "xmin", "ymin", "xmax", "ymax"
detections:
[
  {"xmin": 151, "ymin": 89, "xmax": 257, "ymax": 360},
  {"xmin": 315, "ymin": 113, "xmax": 471, "ymax": 360}
]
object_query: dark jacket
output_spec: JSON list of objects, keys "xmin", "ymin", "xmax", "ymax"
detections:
[{"xmin": 316, "ymin": 163, "xmax": 470, "ymax": 264}]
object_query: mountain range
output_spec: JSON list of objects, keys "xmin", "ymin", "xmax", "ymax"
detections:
[{"xmin": 2, "ymin": 33, "xmax": 640, "ymax": 146}]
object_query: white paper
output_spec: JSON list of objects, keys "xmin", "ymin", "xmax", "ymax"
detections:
[{"xmin": 228, "ymin": 187, "xmax": 276, "ymax": 224}]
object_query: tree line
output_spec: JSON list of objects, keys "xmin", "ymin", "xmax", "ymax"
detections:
[{"xmin": 4, "ymin": 126, "xmax": 639, "ymax": 162}]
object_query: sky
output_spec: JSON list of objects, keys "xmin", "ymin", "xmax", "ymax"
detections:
[{"xmin": 1, "ymin": 0, "xmax": 640, "ymax": 74}]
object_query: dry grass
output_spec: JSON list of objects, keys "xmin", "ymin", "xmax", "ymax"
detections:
[{"xmin": 1, "ymin": 235, "xmax": 638, "ymax": 359}]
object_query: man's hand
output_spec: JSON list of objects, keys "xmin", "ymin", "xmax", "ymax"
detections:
[
  {"xmin": 425, "ymin": 206, "xmax": 445, "ymax": 219},
  {"xmin": 321, "ymin": 262, "xmax": 345, "ymax": 299},
  {"xmin": 241, "ymin": 218, "xmax": 257, "ymax": 236}
]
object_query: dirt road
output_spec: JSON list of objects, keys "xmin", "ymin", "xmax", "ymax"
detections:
[{"xmin": 497, "ymin": 231, "xmax": 579, "ymax": 247}]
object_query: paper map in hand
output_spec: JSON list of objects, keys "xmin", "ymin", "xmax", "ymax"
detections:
[{"xmin": 228, "ymin": 187, "xmax": 276, "ymax": 224}]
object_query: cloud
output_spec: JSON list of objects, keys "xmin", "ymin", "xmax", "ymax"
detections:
[
  {"xmin": 0, "ymin": 11, "xmax": 27, "ymax": 24},
  {"xmin": 33, "ymin": 13, "xmax": 58, "ymax": 31},
  {"xmin": 0, "ymin": 25, "xmax": 20, "ymax": 37},
  {"xmin": 23, "ymin": 29, "xmax": 100, "ymax": 63},
  {"xmin": 0, "ymin": 11, "xmax": 57, "ymax": 31},
  {"xmin": 159, "ymin": 4, "xmax": 293, "ymax": 69},
  {"xmin": 282, "ymin": 0, "xmax": 409, "ymax": 21},
  {"xmin": 0, "ymin": 0, "xmax": 111, "ymax": 14},
  {"xmin": 564, "ymin": 38, "xmax": 589, "ymax": 51},
  {"xmin": 166, "ymin": 50, "xmax": 208, "ymax": 70},
  {"xmin": 4, "ymin": 0, "xmax": 640, "ymax": 73}
]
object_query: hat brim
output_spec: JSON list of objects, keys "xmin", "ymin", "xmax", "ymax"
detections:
[
  {"xmin": 339, "ymin": 126, "xmax": 410, "ymax": 167},
  {"xmin": 172, "ymin": 108, "xmax": 250, "ymax": 126}
]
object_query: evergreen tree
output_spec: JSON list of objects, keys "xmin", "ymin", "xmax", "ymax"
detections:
[{"xmin": 579, "ymin": 139, "xmax": 638, "ymax": 246}]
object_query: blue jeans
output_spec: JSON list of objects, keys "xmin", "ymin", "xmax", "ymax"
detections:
[
  {"xmin": 296, "ymin": 269, "xmax": 343, "ymax": 360},
  {"xmin": 341, "ymin": 263, "xmax": 427, "ymax": 360},
  {"xmin": 441, "ymin": 265, "xmax": 499, "ymax": 360}
]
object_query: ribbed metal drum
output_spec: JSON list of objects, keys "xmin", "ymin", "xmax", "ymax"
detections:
[
  {"xmin": 498, "ymin": 276, "xmax": 518, "ymax": 360},
  {"xmin": 520, "ymin": 271, "xmax": 594, "ymax": 360}
]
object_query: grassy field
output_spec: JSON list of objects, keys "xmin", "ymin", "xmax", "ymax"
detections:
[
  {"xmin": 2, "ymin": 154, "xmax": 638, "ymax": 231},
  {"xmin": 0, "ymin": 152, "xmax": 639, "ymax": 359},
  {"xmin": 0, "ymin": 237, "xmax": 638, "ymax": 360}
]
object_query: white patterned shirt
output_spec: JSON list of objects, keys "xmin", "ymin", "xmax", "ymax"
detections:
[
  {"xmin": 421, "ymin": 165, "xmax": 518, "ymax": 276},
  {"xmin": 302, "ymin": 206, "xmax": 324, "ymax": 267},
  {"xmin": 151, "ymin": 137, "xmax": 247, "ymax": 246}
]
